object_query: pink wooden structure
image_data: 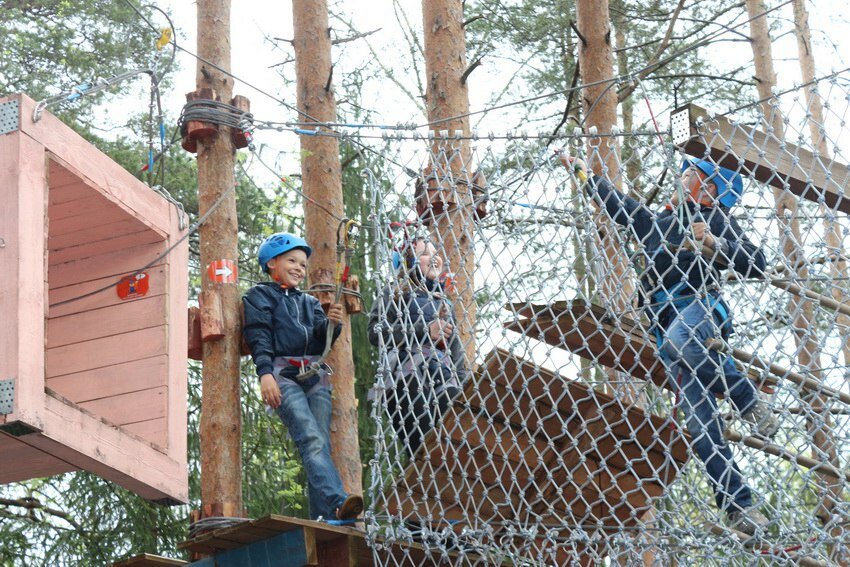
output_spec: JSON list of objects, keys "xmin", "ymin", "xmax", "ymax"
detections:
[{"xmin": 0, "ymin": 93, "xmax": 188, "ymax": 504}]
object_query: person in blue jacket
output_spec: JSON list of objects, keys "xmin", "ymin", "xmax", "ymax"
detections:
[
  {"xmin": 368, "ymin": 237, "xmax": 470, "ymax": 457},
  {"xmin": 243, "ymin": 232, "xmax": 363, "ymax": 522},
  {"xmin": 562, "ymin": 154, "xmax": 778, "ymax": 536}
]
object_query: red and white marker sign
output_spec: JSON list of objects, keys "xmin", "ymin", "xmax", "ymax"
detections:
[
  {"xmin": 117, "ymin": 272, "xmax": 149, "ymax": 300},
  {"xmin": 207, "ymin": 259, "xmax": 238, "ymax": 283}
]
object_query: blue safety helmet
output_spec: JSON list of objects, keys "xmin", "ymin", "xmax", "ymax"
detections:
[
  {"xmin": 680, "ymin": 157, "xmax": 744, "ymax": 208},
  {"xmin": 257, "ymin": 232, "xmax": 312, "ymax": 273}
]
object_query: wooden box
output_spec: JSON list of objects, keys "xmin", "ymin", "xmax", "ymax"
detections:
[{"xmin": 0, "ymin": 94, "xmax": 188, "ymax": 504}]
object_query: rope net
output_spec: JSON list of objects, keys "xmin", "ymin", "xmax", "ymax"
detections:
[{"xmin": 361, "ymin": 76, "xmax": 850, "ymax": 566}]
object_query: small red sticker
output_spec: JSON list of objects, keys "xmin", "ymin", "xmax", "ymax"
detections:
[
  {"xmin": 207, "ymin": 259, "xmax": 238, "ymax": 283},
  {"xmin": 117, "ymin": 272, "xmax": 149, "ymax": 300}
]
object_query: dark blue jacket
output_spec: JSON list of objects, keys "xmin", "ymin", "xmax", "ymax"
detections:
[
  {"xmin": 243, "ymin": 282, "xmax": 341, "ymax": 379},
  {"xmin": 368, "ymin": 278, "xmax": 470, "ymax": 387},
  {"xmin": 587, "ymin": 175, "xmax": 767, "ymax": 313}
]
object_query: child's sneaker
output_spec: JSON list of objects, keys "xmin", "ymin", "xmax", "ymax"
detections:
[
  {"xmin": 726, "ymin": 506, "xmax": 769, "ymax": 536},
  {"xmin": 336, "ymin": 495, "xmax": 364, "ymax": 520},
  {"xmin": 741, "ymin": 395, "xmax": 779, "ymax": 439}
]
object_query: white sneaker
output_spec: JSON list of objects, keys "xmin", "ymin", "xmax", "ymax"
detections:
[
  {"xmin": 741, "ymin": 395, "xmax": 779, "ymax": 439},
  {"xmin": 727, "ymin": 507, "xmax": 770, "ymax": 536}
]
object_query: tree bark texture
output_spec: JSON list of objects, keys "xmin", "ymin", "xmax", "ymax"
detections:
[
  {"xmin": 196, "ymin": 0, "xmax": 243, "ymax": 518},
  {"xmin": 421, "ymin": 0, "xmax": 477, "ymax": 364},
  {"xmin": 576, "ymin": 0, "xmax": 643, "ymax": 406},
  {"xmin": 792, "ymin": 0, "xmax": 850, "ymax": 370},
  {"xmin": 292, "ymin": 0, "xmax": 362, "ymax": 496},
  {"xmin": 747, "ymin": 0, "xmax": 844, "ymax": 546}
]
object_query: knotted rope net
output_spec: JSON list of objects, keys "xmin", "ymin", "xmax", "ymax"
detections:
[{"xmin": 361, "ymin": 75, "xmax": 850, "ymax": 566}]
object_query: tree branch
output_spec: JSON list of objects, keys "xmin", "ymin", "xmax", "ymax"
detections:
[
  {"xmin": 0, "ymin": 496, "xmax": 82, "ymax": 529},
  {"xmin": 331, "ymin": 28, "xmax": 381, "ymax": 46},
  {"xmin": 460, "ymin": 57, "xmax": 482, "ymax": 85},
  {"xmin": 618, "ymin": 0, "xmax": 686, "ymax": 102}
]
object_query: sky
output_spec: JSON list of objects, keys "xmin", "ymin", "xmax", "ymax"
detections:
[{"xmin": 105, "ymin": 0, "xmax": 847, "ymax": 185}]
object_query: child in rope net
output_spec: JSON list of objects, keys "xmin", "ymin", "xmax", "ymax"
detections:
[
  {"xmin": 368, "ymin": 236, "xmax": 470, "ymax": 458},
  {"xmin": 243, "ymin": 232, "xmax": 363, "ymax": 522},
  {"xmin": 561, "ymin": 154, "xmax": 778, "ymax": 537}
]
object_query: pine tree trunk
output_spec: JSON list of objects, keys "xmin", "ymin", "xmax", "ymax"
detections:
[
  {"xmin": 793, "ymin": 0, "xmax": 850, "ymax": 370},
  {"xmin": 747, "ymin": 0, "xmax": 844, "ymax": 549},
  {"xmin": 292, "ymin": 0, "xmax": 362, "ymax": 496},
  {"xmin": 196, "ymin": 0, "xmax": 243, "ymax": 518},
  {"xmin": 421, "ymin": 0, "xmax": 476, "ymax": 364},
  {"xmin": 576, "ymin": 0, "xmax": 642, "ymax": 403}
]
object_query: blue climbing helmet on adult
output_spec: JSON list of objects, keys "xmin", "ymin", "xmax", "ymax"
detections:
[
  {"xmin": 680, "ymin": 156, "xmax": 744, "ymax": 208},
  {"xmin": 257, "ymin": 232, "xmax": 312, "ymax": 273}
]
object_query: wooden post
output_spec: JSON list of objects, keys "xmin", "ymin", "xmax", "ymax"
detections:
[
  {"xmin": 747, "ymin": 1, "xmax": 844, "ymax": 539},
  {"xmin": 575, "ymin": 3, "xmax": 651, "ymax": 563},
  {"xmin": 792, "ymin": 0, "xmax": 850, "ymax": 370},
  {"xmin": 421, "ymin": 0, "xmax": 477, "ymax": 364},
  {"xmin": 575, "ymin": 0, "xmax": 643, "ymax": 403},
  {"xmin": 196, "ymin": 0, "xmax": 243, "ymax": 519},
  {"xmin": 292, "ymin": 0, "xmax": 362, "ymax": 496}
]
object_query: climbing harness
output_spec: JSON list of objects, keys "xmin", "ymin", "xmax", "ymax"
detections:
[{"xmin": 295, "ymin": 219, "xmax": 360, "ymax": 382}]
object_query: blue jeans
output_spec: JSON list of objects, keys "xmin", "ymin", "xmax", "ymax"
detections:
[
  {"xmin": 660, "ymin": 298, "xmax": 757, "ymax": 513},
  {"xmin": 276, "ymin": 381, "xmax": 347, "ymax": 520}
]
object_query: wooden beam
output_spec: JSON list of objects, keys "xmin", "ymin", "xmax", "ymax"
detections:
[
  {"xmin": 706, "ymin": 339, "xmax": 850, "ymax": 406},
  {"xmin": 725, "ymin": 429, "xmax": 850, "ymax": 483},
  {"xmin": 671, "ymin": 102, "xmax": 850, "ymax": 213}
]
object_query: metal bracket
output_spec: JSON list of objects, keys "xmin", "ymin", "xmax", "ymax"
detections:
[
  {"xmin": 0, "ymin": 100, "xmax": 20, "ymax": 135},
  {"xmin": 670, "ymin": 106, "xmax": 691, "ymax": 147},
  {"xmin": 0, "ymin": 379, "xmax": 14, "ymax": 414}
]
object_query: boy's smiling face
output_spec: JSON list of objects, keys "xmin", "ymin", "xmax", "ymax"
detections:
[{"xmin": 267, "ymin": 248, "xmax": 308, "ymax": 288}]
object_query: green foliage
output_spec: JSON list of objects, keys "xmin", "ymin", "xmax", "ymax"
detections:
[{"xmin": 0, "ymin": 0, "xmax": 163, "ymax": 124}]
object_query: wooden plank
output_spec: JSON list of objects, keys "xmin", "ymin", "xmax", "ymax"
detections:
[
  {"xmin": 122, "ymin": 418, "xmax": 167, "ymax": 450},
  {"xmin": 46, "ymin": 326, "xmax": 166, "ymax": 377},
  {"xmin": 48, "ymin": 195, "xmax": 104, "ymax": 220},
  {"xmin": 48, "ymin": 240, "xmax": 164, "ymax": 289},
  {"xmin": 0, "ymin": 432, "xmax": 78, "ymax": 482},
  {"xmin": 23, "ymin": 394, "xmax": 186, "ymax": 502},
  {"xmin": 49, "ymin": 229, "xmax": 163, "ymax": 266},
  {"xmin": 14, "ymin": 96, "xmax": 172, "ymax": 235},
  {"xmin": 110, "ymin": 553, "xmax": 187, "ymax": 567},
  {"xmin": 47, "ymin": 355, "xmax": 167, "ymax": 401},
  {"xmin": 164, "ymin": 202, "xmax": 188, "ymax": 472},
  {"xmin": 49, "ymin": 217, "xmax": 148, "ymax": 250},
  {"xmin": 47, "ymin": 294, "xmax": 165, "ymax": 348},
  {"xmin": 505, "ymin": 303, "xmax": 669, "ymax": 390},
  {"xmin": 78, "ymin": 386, "xmax": 167, "ymax": 427},
  {"xmin": 48, "ymin": 264, "xmax": 166, "ymax": 318},
  {"xmin": 48, "ymin": 204, "xmax": 136, "ymax": 238},
  {"xmin": 0, "ymin": 122, "xmax": 22, "ymax": 393},
  {"xmin": 48, "ymin": 181, "xmax": 95, "ymax": 206},
  {"xmin": 14, "ymin": 125, "xmax": 48, "ymax": 421},
  {"xmin": 479, "ymin": 349, "xmax": 689, "ymax": 464},
  {"xmin": 671, "ymin": 102, "xmax": 850, "ymax": 213}
]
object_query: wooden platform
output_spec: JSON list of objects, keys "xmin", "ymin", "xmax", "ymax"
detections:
[
  {"xmin": 0, "ymin": 93, "xmax": 188, "ymax": 503},
  {"xmin": 671, "ymin": 102, "xmax": 850, "ymax": 214},
  {"xmin": 111, "ymin": 554, "xmax": 187, "ymax": 566},
  {"xmin": 388, "ymin": 348, "xmax": 690, "ymax": 563},
  {"xmin": 505, "ymin": 299, "xmax": 670, "ymax": 390},
  {"xmin": 175, "ymin": 514, "xmax": 464, "ymax": 566}
]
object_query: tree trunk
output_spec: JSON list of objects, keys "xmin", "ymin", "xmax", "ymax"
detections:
[
  {"xmin": 747, "ymin": 0, "xmax": 844, "ymax": 552},
  {"xmin": 292, "ymin": 0, "xmax": 362, "ymax": 496},
  {"xmin": 196, "ymin": 0, "xmax": 243, "ymax": 518},
  {"xmin": 421, "ymin": 0, "xmax": 476, "ymax": 364},
  {"xmin": 576, "ymin": 0, "xmax": 642, "ymax": 402},
  {"xmin": 612, "ymin": 0, "xmax": 640, "ymax": 195},
  {"xmin": 792, "ymin": 0, "xmax": 850, "ymax": 370}
]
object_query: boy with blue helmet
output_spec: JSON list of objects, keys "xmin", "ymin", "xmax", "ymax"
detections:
[
  {"xmin": 243, "ymin": 231, "xmax": 363, "ymax": 521},
  {"xmin": 561, "ymin": 154, "xmax": 777, "ymax": 536}
]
